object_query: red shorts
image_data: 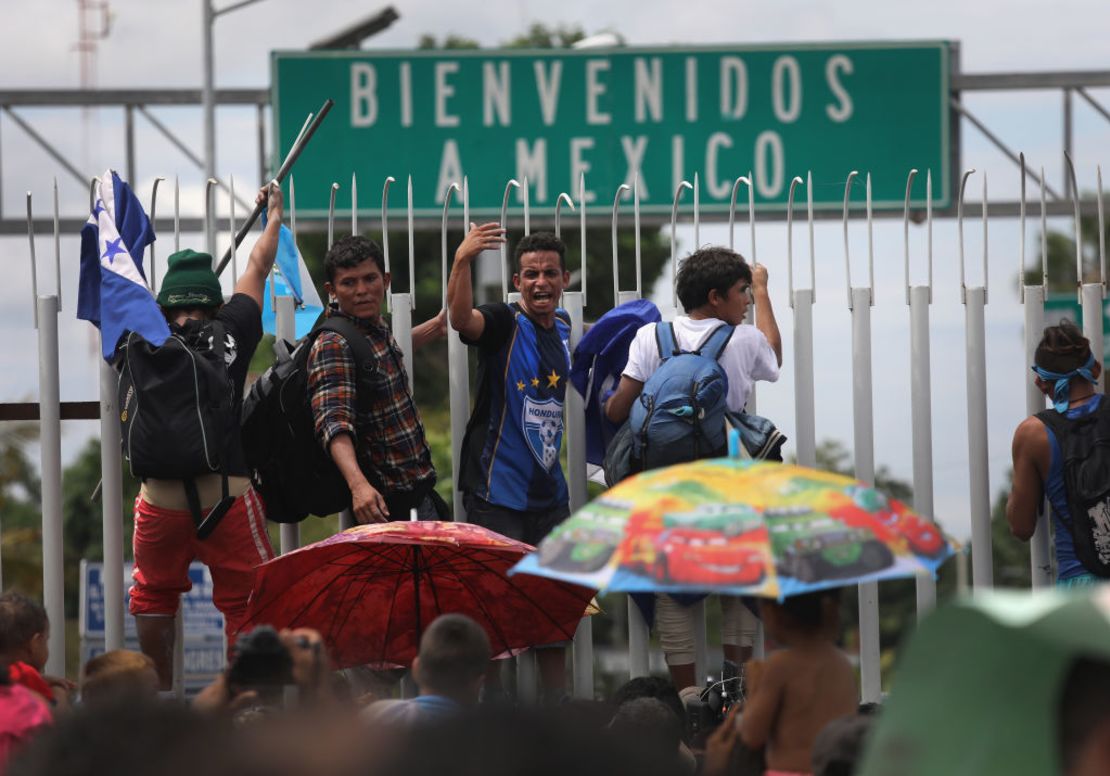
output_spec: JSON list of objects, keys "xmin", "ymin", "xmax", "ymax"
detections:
[{"xmin": 129, "ymin": 486, "xmax": 274, "ymax": 643}]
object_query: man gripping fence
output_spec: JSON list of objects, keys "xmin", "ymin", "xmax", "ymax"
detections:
[{"xmin": 79, "ymin": 172, "xmax": 285, "ymax": 689}]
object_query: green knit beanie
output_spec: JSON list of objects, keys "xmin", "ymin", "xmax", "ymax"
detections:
[{"xmin": 156, "ymin": 249, "xmax": 223, "ymax": 308}]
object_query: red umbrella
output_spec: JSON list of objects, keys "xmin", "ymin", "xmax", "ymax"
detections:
[{"xmin": 243, "ymin": 521, "xmax": 597, "ymax": 669}]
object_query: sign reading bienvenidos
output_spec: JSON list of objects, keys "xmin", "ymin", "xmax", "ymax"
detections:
[{"xmin": 271, "ymin": 42, "xmax": 950, "ymax": 219}]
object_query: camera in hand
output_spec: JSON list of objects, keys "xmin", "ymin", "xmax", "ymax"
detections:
[{"xmin": 683, "ymin": 659, "xmax": 744, "ymax": 740}]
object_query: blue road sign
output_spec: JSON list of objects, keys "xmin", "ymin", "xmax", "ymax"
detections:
[{"xmin": 80, "ymin": 561, "xmax": 225, "ymax": 640}]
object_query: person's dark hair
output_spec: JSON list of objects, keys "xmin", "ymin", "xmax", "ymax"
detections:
[
  {"xmin": 611, "ymin": 676, "xmax": 685, "ymax": 726},
  {"xmin": 1058, "ymin": 656, "xmax": 1110, "ymax": 774},
  {"xmin": 811, "ymin": 712, "xmax": 874, "ymax": 776},
  {"xmin": 778, "ymin": 588, "xmax": 840, "ymax": 632},
  {"xmin": 1035, "ymin": 319, "xmax": 1092, "ymax": 374},
  {"xmin": 514, "ymin": 232, "xmax": 566, "ymax": 271},
  {"xmin": 0, "ymin": 591, "xmax": 47, "ymax": 656},
  {"xmin": 675, "ymin": 246, "xmax": 752, "ymax": 311},
  {"xmin": 608, "ymin": 698, "xmax": 684, "ymax": 765},
  {"xmin": 414, "ymin": 614, "xmax": 491, "ymax": 696},
  {"xmin": 324, "ymin": 235, "xmax": 385, "ymax": 283}
]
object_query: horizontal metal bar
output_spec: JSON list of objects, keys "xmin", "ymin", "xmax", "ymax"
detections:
[
  {"xmin": 0, "ymin": 73, "xmax": 1103, "ymax": 111},
  {"xmin": 0, "ymin": 401, "xmax": 99, "ymax": 421},
  {"xmin": 0, "ymin": 70, "xmax": 1101, "ymax": 114},
  {"xmin": 953, "ymin": 70, "xmax": 1110, "ymax": 91},
  {"xmin": 6, "ymin": 197, "xmax": 1105, "ymax": 237},
  {"xmin": 0, "ymin": 89, "xmax": 268, "ymax": 107},
  {"xmin": 3, "ymin": 217, "xmax": 208, "ymax": 235}
]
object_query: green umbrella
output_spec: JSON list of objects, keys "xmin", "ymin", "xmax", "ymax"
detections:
[{"xmin": 859, "ymin": 587, "xmax": 1110, "ymax": 776}]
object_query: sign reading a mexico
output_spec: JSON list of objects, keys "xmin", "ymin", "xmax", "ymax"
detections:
[{"xmin": 271, "ymin": 42, "xmax": 951, "ymax": 219}]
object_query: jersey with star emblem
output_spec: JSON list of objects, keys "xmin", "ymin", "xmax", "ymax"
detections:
[{"xmin": 459, "ymin": 302, "xmax": 571, "ymax": 512}]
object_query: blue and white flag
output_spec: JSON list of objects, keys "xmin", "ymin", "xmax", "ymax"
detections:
[
  {"xmin": 77, "ymin": 170, "xmax": 169, "ymax": 360},
  {"xmin": 260, "ymin": 215, "xmax": 323, "ymax": 340}
]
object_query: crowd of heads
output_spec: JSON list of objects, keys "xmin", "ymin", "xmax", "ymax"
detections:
[
  {"xmin": 1, "ymin": 587, "xmax": 886, "ymax": 776},
  {"xmin": 0, "ymin": 590, "xmax": 883, "ymax": 776}
]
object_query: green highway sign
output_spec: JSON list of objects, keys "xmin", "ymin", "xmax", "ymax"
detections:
[
  {"xmin": 271, "ymin": 41, "xmax": 951, "ymax": 220},
  {"xmin": 1045, "ymin": 293, "xmax": 1110, "ymax": 361}
]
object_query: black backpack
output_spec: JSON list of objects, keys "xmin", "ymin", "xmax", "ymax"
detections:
[
  {"xmin": 117, "ymin": 320, "xmax": 237, "ymax": 538},
  {"xmin": 1037, "ymin": 398, "xmax": 1110, "ymax": 577},
  {"xmin": 241, "ymin": 317, "xmax": 376, "ymax": 524}
]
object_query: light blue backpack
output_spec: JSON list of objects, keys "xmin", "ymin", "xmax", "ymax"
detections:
[{"xmin": 628, "ymin": 322, "xmax": 734, "ymax": 470}]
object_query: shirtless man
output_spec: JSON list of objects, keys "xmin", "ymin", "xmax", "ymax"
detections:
[{"xmin": 743, "ymin": 592, "xmax": 856, "ymax": 773}]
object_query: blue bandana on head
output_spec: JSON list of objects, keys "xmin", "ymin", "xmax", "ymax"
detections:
[{"xmin": 1032, "ymin": 352, "xmax": 1097, "ymax": 413}]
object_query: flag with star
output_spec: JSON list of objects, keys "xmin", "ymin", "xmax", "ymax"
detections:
[{"xmin": 77, "ymin": 169, "xmax": 170, "ymax": 360}]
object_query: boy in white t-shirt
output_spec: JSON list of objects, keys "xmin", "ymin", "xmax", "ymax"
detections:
[{"xmin": 605, "ymin": 245, "xmax": 782, "ymax": 692}]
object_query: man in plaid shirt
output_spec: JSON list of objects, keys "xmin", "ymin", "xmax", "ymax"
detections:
[{"xmin": 308, "ymin": 235, "xmax": 448, "ymax": 523}]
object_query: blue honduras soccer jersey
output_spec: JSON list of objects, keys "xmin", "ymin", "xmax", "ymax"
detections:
[{"xmin": 460, "ymin": 302, "xmax": 571, "ymax": 512}]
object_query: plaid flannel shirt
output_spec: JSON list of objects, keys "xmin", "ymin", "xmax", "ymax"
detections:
[{"xmin": 307, "ymin": 306, "xmax": 434, "ymax": 494}]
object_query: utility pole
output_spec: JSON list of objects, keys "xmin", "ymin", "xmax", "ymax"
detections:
[
  {"xmin": 202, "ymin": 0, "xmax": 267, "ymax": 260},
  {"xmin": 202, "ymin": 0, "xmax": 216, "ymax": 256}
]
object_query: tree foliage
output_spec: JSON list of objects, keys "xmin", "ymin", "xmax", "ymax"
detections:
[
  {"xmin": 503, "ymin": 23, "xmax": 585, "ymax": 49},
  {"xmin": 0, "ymin": 422, "xmax": 44, "ymax": 596},
  {"xmin": 417, "ymin": 33, "xmax": 479, "ymax": 50},
  {"xmin": 419, "ymin": 22, "xmax": 586, "ymax": 51},
  {"xmin": 1024, "ymin": 210, "xmax": 1108, "ymax": 291}
]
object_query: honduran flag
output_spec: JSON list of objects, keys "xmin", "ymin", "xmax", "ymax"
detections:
[{"xmin": 77, "ymin": 170, "xmax": 170, "ymax": 360}]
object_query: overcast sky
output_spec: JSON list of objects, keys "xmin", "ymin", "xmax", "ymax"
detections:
[{"xmin": 2, "ymin": 0, "xmax": 1110, "ymax": 545}]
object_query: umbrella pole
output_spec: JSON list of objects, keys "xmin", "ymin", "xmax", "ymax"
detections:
[{"xmin": 412, "ymin": 545, "xmax": 423, "ymax": 640}]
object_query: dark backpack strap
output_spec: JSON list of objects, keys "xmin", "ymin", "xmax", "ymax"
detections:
[
  {"xmin": 1035, "ymin": 407, "xmax": 1070, "ymax": 436},
  {"xmin": 194, "ymin": 319, "xmax": 236, "ymax": 539},
  {"xmin": 316, "ymin": 317, "xmax": 377, "ymax": 372},
  {"xmin": 182, "ymin": 476, "xmax": 235, "ymax": 540},
  {"xmin": 697, "ymin": 324, "xmax": 735, "ymax": 361},
  {"xmin": 654, "ymin": 322, "xmax": 680, "ymax": 361}
]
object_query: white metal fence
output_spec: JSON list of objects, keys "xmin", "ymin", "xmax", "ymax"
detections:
[{"xmin": 18, "ymin": 157, "xmax": 1097, "ymax": 698}]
